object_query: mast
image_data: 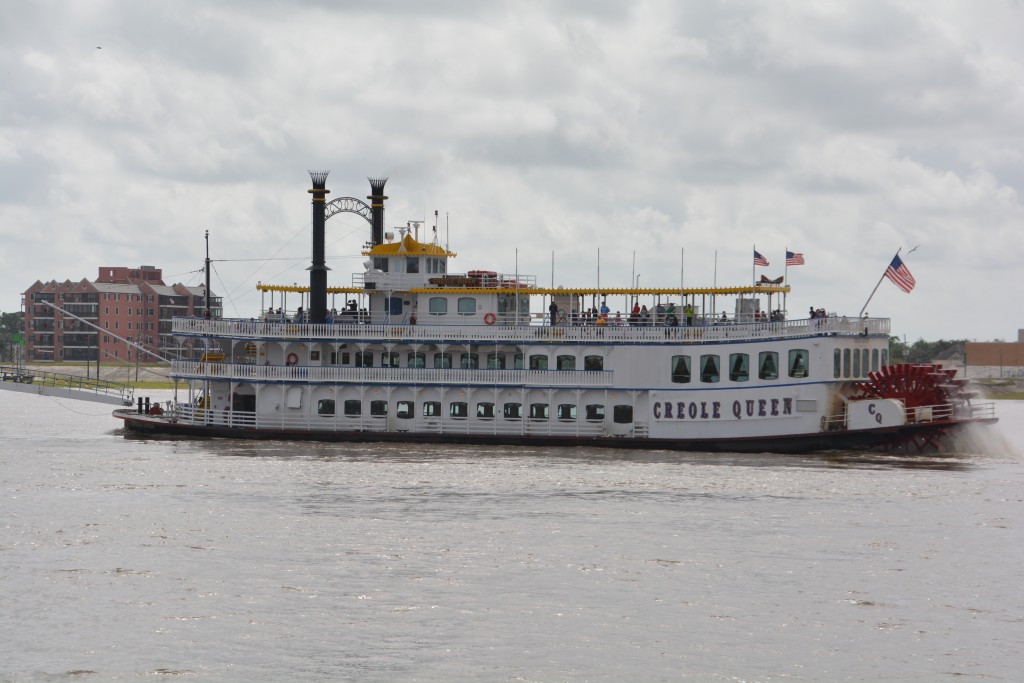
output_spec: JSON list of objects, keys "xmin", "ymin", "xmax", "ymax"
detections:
[{"xmin": 204, "ymin": 230, "xmax": 212, "ymax": 320}]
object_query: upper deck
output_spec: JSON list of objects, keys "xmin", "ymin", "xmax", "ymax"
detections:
[{"xmin": 173, "ymin": 315, "xmax": 890, "ymax": 345}]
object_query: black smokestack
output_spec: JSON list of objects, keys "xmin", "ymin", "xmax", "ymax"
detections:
[
  {"xmin": 368, "ymin": 177, "xmax": 389, "ymax": 246},
  {"xmin": 308, "ymin": 170, "xmax": 330, "ymax": 323}
]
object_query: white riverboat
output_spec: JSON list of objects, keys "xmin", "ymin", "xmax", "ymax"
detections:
[{"xmin": 114, "ymin": 174, "xmax": 997, "ymax": 453}]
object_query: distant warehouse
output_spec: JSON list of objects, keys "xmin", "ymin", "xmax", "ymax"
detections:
[
  {"xmin": 22, "ymin": 266, "xmax": 220, "ymax": 363},
  {"xmin": 964, "ymin": 336, "xmax": 1024, "ymax": 378}
]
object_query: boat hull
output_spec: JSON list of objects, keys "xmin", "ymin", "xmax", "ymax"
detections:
[{"xmin": 113, "ymin": 410, "xmax": 996, "ymax": 455}]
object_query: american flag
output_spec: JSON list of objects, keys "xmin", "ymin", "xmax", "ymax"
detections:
[
  {"xmin": 885, "ymin": 254, "xmax": 916, "ymax": 293},
  {"xmin": 786, "ymin": 250, "xmax": 805, "ymax": 266},
  {"xmin": 753, "ymin": 250, "xmax": 769, "ymax": 266}
]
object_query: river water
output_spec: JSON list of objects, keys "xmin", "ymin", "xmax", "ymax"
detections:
[{"xmin": 2, "ymin": 391, "xmax": 1022, "ymax": 682}]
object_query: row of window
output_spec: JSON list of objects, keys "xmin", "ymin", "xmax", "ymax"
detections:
[
  {"xmin": 834, "ymin": 347, "xmax": 887, "ymax": 379},
  {"xmin": 426, "ymin": 295, "xmax": 529, "ymax": 316},
  {"xmin": 102, "ymin": 320, "xmax": 155, "ymax": 331},
  {"xmin": 329, "ymin": 350, "xmax": 605, "ymax": 371},
  {"xmin": 103, "ymin": 307, "xmax": 153, "ymax": 317},
  {"xmin": 316, "ymin": 399, "xmax": 634, "ymax": 423},
  {"xmin": 671, "ymin": 349, "xmax": 809, "ymax": 384},
  {"xmin": 373, "ymin": 256, "xmax": 447, "ymax": 274}
]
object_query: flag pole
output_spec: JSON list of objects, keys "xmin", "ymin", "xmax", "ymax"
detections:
[
  {"xmin": 784, "ymin": 245, "xmax": 788, "ymax": 316},
  {"xmin": 859, "ymin": 248, "xmax": 900, "ymax": 318}
]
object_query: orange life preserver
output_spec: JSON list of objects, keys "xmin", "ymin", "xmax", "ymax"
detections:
[
  {"xmin": 286, "ymin": 353, "xmax": 299, "ymax": 366},
  {"xmin": 483, "ymin": 312, "xmax": 497, "ymax": 325}
]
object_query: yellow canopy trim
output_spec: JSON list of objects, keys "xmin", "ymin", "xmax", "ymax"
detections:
[{"xmin": 362, "ymin": 233, "xmax": 454, "ymax": 257}]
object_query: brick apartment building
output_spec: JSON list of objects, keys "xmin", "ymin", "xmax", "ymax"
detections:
[{"xmin": 22, "ymin": 265, "xmax": 221, "ymax": 363}]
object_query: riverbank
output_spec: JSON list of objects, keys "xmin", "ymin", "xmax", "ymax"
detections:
[{"xmin": 974, "ymin": 378, "xmax": 1024, "ymax": 400}]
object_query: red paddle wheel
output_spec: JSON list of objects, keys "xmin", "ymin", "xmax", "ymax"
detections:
[
  {"xmin": 852, "ymin": 364, "xmax": 967, "ymax": 409},
  {"xmin": 851, "ymin": 364, "xmax": 976, "ymax": 452}
]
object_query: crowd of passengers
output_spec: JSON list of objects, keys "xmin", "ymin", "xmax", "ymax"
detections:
[
  {"xmin": 263, "ymin": 300, "xmax": 369, "ymax": 324},
  {"xmin": 549, "ymin": 300, "xmax": 786, "ymax": 327},
  {"xmin": 256, "ymin": 299, "xmax": 799, "ymax": 326}
]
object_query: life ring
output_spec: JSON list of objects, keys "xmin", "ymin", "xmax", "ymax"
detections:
[
  {"xmin": 483, "ymin": 312, "xmax": 497, "ymax": 325},
  {"xmin": 286, "ymin": 353, "xmax": 299, "ymax": 366}
]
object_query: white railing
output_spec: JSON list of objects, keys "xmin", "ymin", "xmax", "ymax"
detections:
[
  {"xmin": 166, "ymin": 402, "xmax": 608, "ymax": 437},
  {"xmin": 173, "ymin": 361, "xmax": 613, "ymax": 387},
  {"xmin": 821, "ymin": 400, "xmax": 998, "ymax": 431},
  {"xmin": 172, "ymin": 316, "xmax": 890, "ymax": 345}
]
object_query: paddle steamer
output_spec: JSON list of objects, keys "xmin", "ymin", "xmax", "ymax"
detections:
[{"xmin": 114, "ymin": 173, "xmax": 996, "ymax": 453}]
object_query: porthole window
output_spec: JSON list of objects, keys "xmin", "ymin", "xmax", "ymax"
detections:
[
  {"xmin": 729, "ymin": 353, "xmax": 749, "ymax": 382},
  {"xmin": 789, "ymin": 349, "xmax": 810, "ymax": 378},
  {"xmin": 370, "ymin": 400, "xmax": 388, "ymax": 417},
  {"xmin": 317, "ymin": 399, "xmax": 335, "ymax": 416},
  {"xmin": 671, "ymin": 355, "xmax": 691, "ymax": 384},
  {"xmin": 700, "ymin": 355, "xmax": 720, "ymax": 383},
  {"xmin": 343, "ymin": 400, "xmax": 361, "ymax": 416},
  {"xmin": 503, "ymin": 403, "xmax": 523, "ymax": 419},
  {"xmin": 428, "ymin": 297, "xmax": 448, "ymax": 315},
  {"xmin": 449, "ymin": 402, "xmax": 468, "ymax": 418},
  {"xmin": 457, "ymin": 297, "xmax": 476, "ymax": 316},
  {"xmin": 529, "ymin": 403, "xmax": 549, "ymax": 420},
  {"xmin": 477, "ymin": 402, "xmax": 495, "ymax": 419},
  {"xmin": 557, "ymin": 404, "xmax": 577, "ymax": 421},
  {"xmin": 396, "ymin": 401, "xmax": 414, "ymax": 419},
  {"xmin": 585, "ymin": 404, "xmax": 605, "ymax": 421}
]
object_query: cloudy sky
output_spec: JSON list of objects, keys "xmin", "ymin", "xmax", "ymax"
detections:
[{"xmin": 2, "ymin": 0, "xmax": 1022, "ymax": 341}]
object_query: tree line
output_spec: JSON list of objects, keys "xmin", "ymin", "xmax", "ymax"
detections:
[
  {"xmin": 888, "ymin": 337, "xmax": 966, "ymax": 365},
  {"xmin": 1, "ymin": 310, "xmax": 24, "ymax": 362}
]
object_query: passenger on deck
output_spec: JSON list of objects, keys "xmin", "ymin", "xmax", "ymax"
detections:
[{"xmin": 665, "ymin": 302, "xmax": 678, "ymax": 326}]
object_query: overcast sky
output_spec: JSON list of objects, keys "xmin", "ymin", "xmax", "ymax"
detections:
[{"xmin": 2, "ymin": 0, "xmax": 1022, "ymax": 341}]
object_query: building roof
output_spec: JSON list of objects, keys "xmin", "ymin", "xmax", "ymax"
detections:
[{"xmin": 92, "ymin": 282, "xmax": 142, "ymax": 294}]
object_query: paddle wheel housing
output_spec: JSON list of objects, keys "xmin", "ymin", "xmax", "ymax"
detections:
[{"xmin": 849, "ymin": 363, "xmax": 978, "ymax": 453}]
